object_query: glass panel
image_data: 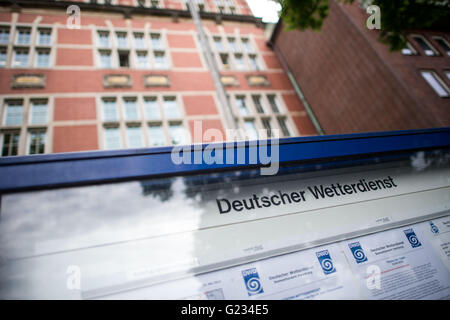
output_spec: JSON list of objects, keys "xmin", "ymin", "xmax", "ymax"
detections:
[
  {"xmin": 36, "ymin": 50, "xmax": 50, "ymax": 67},
  {"xmin": 99, "ymin": 51, "xmax": 111, "ymax": 68},
  {"xmin": 434, "ymin": 37, "xmax": 450, "ymax": 56},
  {"xmin": 261, "ymin": 118, "xmax": 272, "ymax": 137},
  {"xmin": 151, "ymin": 34, "xmax": 163, "ymax": 50},
  {"xmin": 17, "ymin": 29, "xmax": 31, "ymax": 45},
  {"xmin": 169, "ymin": 123, "xmax": 186, "ymax": 145},
  {"xmin": 421, "ymin": 71, "xmax": 449, "ymax": 97},
  {"xmin": 236, "ymin": 96, "xmax": 249, "ymax": 116},
  {"xmin": 38, "ymin": 30, "xmax": 51, "ymax": 46},
  {"xmin": 136, "ymin": 52, "xmax": 148, "ymax": 68},
  {"xmin": 5, "ymin": 102, "xmax": 23, "ymax": 125},
  {"xmin": 30, "ymin": 102, "xmax": 48, "ymax": 124},
  {"xmin": 241, "ymin": 38, "xmax": 251, "ymax": 52},
  {"xmin": 154, "ymin": 52, "xmax": 167, "ymax": 69},
  {"xmin": 104, "ymin": 127, "xmax": 121, "ymax": 149},
  {"xmin": 127, "ymin": 127, "xmax": 144, "ymax": 148},
  {"xmin": 116, "ymin": 32, "xmax": 128, "ymax": 48},
  {"xmin": 102, "ymin": 100, "xmax": 117, "ymax": 121},
  {"xmin": 98, "ymin": 32, "xmax": 110, "ymax": 47},
  {"xmin": 413, "ymin": 36, "xmax": 436, "ymax": 56},
  {"xmin": 148, "ymin": 124, "xmax": 165, "ymax": 146},
  {"xmin": 144, "ymin": 98, "xmax": 160, "ymax": 120},
  {"xmin": 244, "ymin": 120, "xmax": 258, "ymax": 140},
  {"xmin": 14, "ymin": 50, "xmax": 28, "ymax": 67},
  {"xmin": 0, "ymin": 28, "xmax": 9, "ymax": 44},
  {"xmin": 29, "ymin": 131, "xmax": 46, "ymax": 155},
  {"xmin": 249, "ymin": 55, "xmax": 260, "ymax": 70},
  {"xmin": 213, "ymin": 37, "xmax": 223, "ymax": 51},
  {"xmin": 277, "ymin": 117, "xmax": 291, "ymax": 137},
  {"xmin": 234, "ymin": 54, "xmax": 245, "ymax": 70},
  {"xmin": 163, "ymin": 98, "xmax": 180, "ymax": 118},
  {"xmin": 1, "ymin": 132, "xmax": 19, "ymax": 156},
  {"xmin": 134, "ymin": 33, "xmax": 145, "ymax": 49},
  {"xmin": 228, "ymin": 37, "xmax": 237, "ymax": 52},
  {"xmin": 0, "ymin": 49, "xmax": 6, "ymax": 67},
  {"xmin": 252, "ymin": 95, "xmax": 264, "ymax": 114},
  {"xmin": 0, "ymin": 154, "xmax": 449, "ymax": 299},
  {"xmin": 268, "ymin": 95, "xmax": 280, "ymax": 113},
  {"xmin": 124, "ymin": 99, "xmax": 139, "ymax": 120}
]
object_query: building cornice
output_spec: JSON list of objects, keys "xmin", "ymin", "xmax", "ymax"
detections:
[{"xmin": 0, "ymin": 0, "xmax": 264, "ymax": 27}]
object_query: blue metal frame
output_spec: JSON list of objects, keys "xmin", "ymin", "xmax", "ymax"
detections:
[{"xmin": 0, "ymin": 127, "xmax": 449, "ymax": 193}]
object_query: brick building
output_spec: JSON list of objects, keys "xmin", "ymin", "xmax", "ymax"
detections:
[
  {"xmin": 269, "ymin": 0, "xmax": 450, "ymax": 135},
  {"xmin": 0, "ymin": 0, "xmax": 317, "ymax": 157}
]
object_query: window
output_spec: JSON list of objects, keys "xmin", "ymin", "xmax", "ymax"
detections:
[
  {"xmin": 228, "ymin": 37, "xmax": 237, "ymax": 52},
  {"xmin": 420, "ymin": 71, "xmax": 450, "ymax": 97},
  {"xmin": 98, "ymin": 31, "xmax": 110, "ymax": 48},
  {"xmin": 154, "ymin": 51, "xmax": 167, "ymax": 69},
  {"xmin": 104, "ymin": 127, "xmax": 121, "ymax": 150},
  {"xmin": 99, "ymin": 50, "xmax": 112, "ymax": 68},
  {"xmin": 219, "ymin": 53, "xmax": 230, "ymax": 70},
  {"xmin": 127, "ymin": 126, "xmax": 144, "ymax": 148},
  {"xmin": 102, "ymin": 99, "xmax": 118, "ymax": 121},
  {"xmin": 261, "ymin": 118, "xmax": 273, "ymax": 137},
  {"xmin": 4, "ymin": 101, "xmax": 23, "ymax": 125},
  {"xmin": 234, "ymin": 54, "xmax": 245, "ymax": 70},
  {"xmin": 144, "ymin": 97, "xmax": 160, "ymax": 120},
  {"xmin": 37, "ymin": 29, "xmax": 51, "ymax": 46},
  {"xmin": 244, "ymin": 120, "xmax": 258, "ymax": 140},
  {"xmin": 433, "ymin": 36, "xmax": 450, "ymax": 56},
  {"xmin": 236, "ymin": 96, "xmax": 249, "ymax": 116},
  {"xmin": 148, "ymin": 124, "xmax": 165, "ymax": 146},
  {"xmin": 36, "ymin": 49, "xmax": 50, "ymax": 67},
  {"xmin": 213, "ymin": 37, "xmax": 224, "ymax": 51},
  {"xmin": 241, "ymin": 38, "xmax": 251, "ymax": 52},
  {"xmin": 163, "ymin": 97, "xmax": 180, "ymax": 118},
  {"xmin": 124, "ymin": 98, "xmax": 139, "ymax": 120},
  {"xmin": 249, "ymin": 54, "xmax": 260, "ymax": 71},
  {"xmin": 151, "ymin": 33, "xmax": 163, "ymax": 50},
  {"xmin": 0, "ymin": 27, "xmax": 9, "ymax": 44},
  {"xmin": 13, "ymin": 49, "xmax": 28, "ymax": 67},
  {"xmin": 134, "ymin": 33, "xmax": 145, "ymax": 49},
  {"xmin": 446, "ymin": 71, "xmax": 450, "ymax": 81},
  {"xmin": 30, "ymin": 101, "xmax": 48, "ymax": 124},
  {"xmin": 136, "ymin": 51, "xmax": 148, "ymax": 69},
  {"xmin": 118, "ymin": 51, "xmax": 130, "ymax": 68},
  {"xmin": 277, "ymin": 117, "xmax": 291, "ymax": 137},
  {"xmin": 268, "ymin": 95, "xmax": 280, "ymax": 113},
  {"xmin": 0, "ymin": 47, "xmax": 6, "ymax": 67},
  {"xmin": 16, "ymin": 28, "xmax": 31, "ymax": 45},
  {"xmin": 252, "ymin": 95, "xmax": 264, "ymax": 114},
  {"xmin": 413, "ymin": 35, "xmax": 438, "ymax": 56},
  {"xmin": 1, "ymin": 131, "xmax": 20, "ymax": 156},
  {"xmin": 28, "ymin": 130, "xmax": 46, "ymax": 155},
  {"xmin": 401, "ymin": 42, "xmax": 417, "ymax": 55},
  {"xmin": 169, "ymin": 123, "xmax": 185, "ymax": 145},
  {"xmin": 116, "ymin": 32, "xmax": 128, "ymax": 48}
]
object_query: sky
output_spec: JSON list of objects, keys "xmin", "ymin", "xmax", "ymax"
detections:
[{"xmin": 246, "ymin": 0, "xmax": 281, "ymax": 23}]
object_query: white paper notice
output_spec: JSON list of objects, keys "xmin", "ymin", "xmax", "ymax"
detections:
[{"xmin": 339, "ymin": 222, "xmax": 450, "ymax": 300}]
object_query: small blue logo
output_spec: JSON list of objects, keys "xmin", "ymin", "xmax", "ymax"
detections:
[
  {"xmin": 242, "ymin": 268, "xmax": 264, "ymax": 296},
  {"xmin": 430, "ymin": 222, "xmax": 439, "ymax": 234},
  {"xmin": 316, "ymin": 250, "xmax": 336, "ymax": 275},
  {"xmin": 404, "ymin": 228, "xmax": 422, "ymax": 248},
  {"xmin": 348, "ymin": 242, "xmax": 368, "ymax": 263}
]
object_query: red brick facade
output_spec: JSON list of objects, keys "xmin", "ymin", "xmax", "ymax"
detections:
[
  {"xmin": 0, "ymin": 0, "xmax": 314, "ymax": 157},
  {"xmin": 271, "ymin": 1, "xmax": 450, "ymax": 134}
]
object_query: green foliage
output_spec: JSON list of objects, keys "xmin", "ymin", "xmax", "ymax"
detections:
[{"xmin": 274, "ymin": 0, "xmax": 450, "ymax": 51}]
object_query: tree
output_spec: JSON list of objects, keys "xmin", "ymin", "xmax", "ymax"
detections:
[{"xmin": 273, "ymin": 0, "xmax": 450, "ymax": 51}]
